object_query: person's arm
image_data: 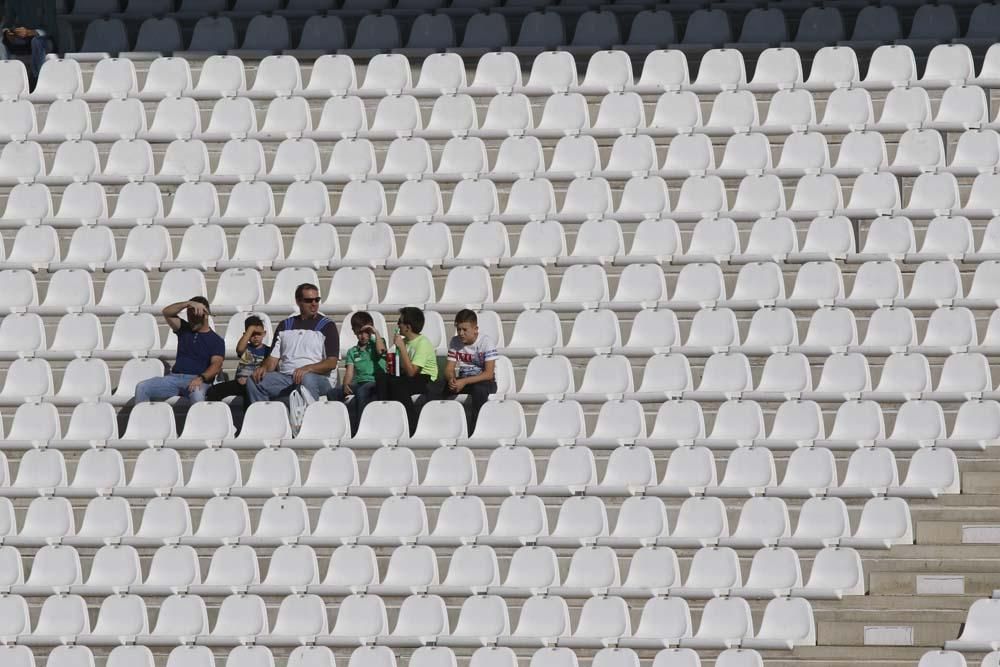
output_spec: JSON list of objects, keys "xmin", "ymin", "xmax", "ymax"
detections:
[
  {"xmin": 394, "ymin": 334, "xmax": 420, "ymax": 377},
  {"xmin": 445, "ymin": 339, "xmax": 461, "ymax": 389},
  {"xmin": 455, "ymin": 359, "xmax": 495, "ymax": 389},
  {"xmin": 253, "ymin": 354, "xmax": 278, "ymax": 382},
  {"xmin": 203, "ymin": 355, "xmax": 224, "ymax": 382},
  {"xmin": 373, "ymin": 331, "xmax": 387, "ymax": 355},
  {"xmin": 235, "ymin": 328, "xmax": 256, "ymax": 356},
  {"xmin": 293, "ymin": 356, "xmax": 339, "ymax": 383},
  {"xmin": 162, "ymin": 300, "xmax": 202, "ymax": 332},
  {"xmin": 188, "ymin": 354, "xmax": 224, "ymax": 393},
  {"xmin": 342, "ymin": 363, "xmax": 355, "ymax": 394}
]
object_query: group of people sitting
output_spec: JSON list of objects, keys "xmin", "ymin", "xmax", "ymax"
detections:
[{"xmin": 124, "ymin": 282, "xmax": 498, "ymax": 436}]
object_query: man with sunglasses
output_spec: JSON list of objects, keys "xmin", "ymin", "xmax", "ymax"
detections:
[{"xmin": 247, "ymin": 283, "xmax": 339, "ymax": 429}]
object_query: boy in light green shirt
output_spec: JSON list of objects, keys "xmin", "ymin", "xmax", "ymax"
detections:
[{"xmin": 375, "ymin": 307, "xmax": 438, "ymax": 434}]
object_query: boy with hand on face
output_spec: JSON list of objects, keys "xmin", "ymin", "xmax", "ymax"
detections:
[
  {"xmin": 206, "ymin": 315, "xmax": 269, "ymax": 403},
  {"xmin": 329, "ymin": 311, "xmax": 385, "ymax": 434},
  {"xmin": 443, "ymin": 309, "xmax": 497, "ymax": 433}
]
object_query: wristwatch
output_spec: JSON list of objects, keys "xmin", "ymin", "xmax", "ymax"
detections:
[{"xmin": 199, "ymin": 373, "xmax": 210, "ymax": 383}]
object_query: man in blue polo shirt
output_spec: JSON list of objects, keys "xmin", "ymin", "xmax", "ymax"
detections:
[{"xmin": 134, "ymin": 296, "xmax": 226, "ymax": 404}]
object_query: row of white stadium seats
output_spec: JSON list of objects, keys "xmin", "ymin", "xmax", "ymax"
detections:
[
  {"xmin": 0, "ymin": 396, "xmax": 994, "ymax": 453},
  {"xmin": 9, "ymin": 301, "xmax": 1000, "ymax": 361},
  {"xmin": 485, "ymin": 306, "xmax": 1000, "ymax": 358},
  {"xmin": 19, "ymin": 43, "xmax": 1000, "ymax": 104},
  {"xmin": 0, "ymin": 492, "xmax": 912, "ymax": 550},
  {"xmin": 4, "ymin": 129, "xmax": 999, "ymax": 186},
  {"xmin": 0, "ymin": 587, "xmax": 814, "ymax": 648},
  {"xmin": 5, "ymin": 348, "xmax": 1000, "ymax": 406},
  {"xmin": 10, "ymin": 259, "xmax": 1000, "ymax": 317},
  {"xmin": 0, "ymin": 541, "xmax": 864, "ymax": 599},
  {"xmin": 6, "ymin": 174, "xmax": 1000, "ymax": 232},
  {"xmin": 7, "ymin": 85, "xmax": 1000, "ymax": 144},
  {"xmin": 4, "ymin": 392, "xmax": 1000, "ymax": 454},
  {"xmin": 0, "ymin": 438, "xmax": 959, "ymax": 498},
  {"xmin": 11, "ymin": 213, "xmax": 1000, "ymax": 278},
  {"xmin": 0, "ymin": 645, "xmax": 769, "ymax": 667}
]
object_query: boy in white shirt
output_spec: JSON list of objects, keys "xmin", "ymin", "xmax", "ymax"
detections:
[{"xmin": 443, "ymin": 309, "xmax": 498, "ymax": 434}]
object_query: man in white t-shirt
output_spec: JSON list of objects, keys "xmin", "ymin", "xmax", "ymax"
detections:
[
  {"xmin": 443, "ymin": 309, "xmax": 498, "ymax": 434},
  {"xmin": 247, "ymin": 283, "xmax": 339, "ymax": 430}
]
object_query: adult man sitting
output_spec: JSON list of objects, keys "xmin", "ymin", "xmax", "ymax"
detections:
[
  {"xmin": 247, "ymin": 283, "xmax": 339, "ymax": 427},
  {"xmin": 134, "ymin": 297, "xmax": 225, "ymax": 404},
  {"xmin": 0, "ymin": 2, "xmax": 54, "ymax": 81}
]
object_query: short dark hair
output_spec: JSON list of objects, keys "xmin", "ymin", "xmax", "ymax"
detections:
[
  {"xmin": 398, "ymin": 307, "xmax": 425, "ymax": 334},
  {"xmin": 295, "ymin": 283, "xmax": 320, "ymax": 301},
  {"xmin": 350, "ymin": 311, "xmax": 374, "ymax": 331},
  {"xmin": 454, "ymin": 309, "xmax": 478, "ymax": 326},
  {"xmin": 190, "ymin": 296, "xmax": 210, "ymax": 313},
  {"xmin": 244, "ymin": 315, "xmax": 264, "ymax": 329}
]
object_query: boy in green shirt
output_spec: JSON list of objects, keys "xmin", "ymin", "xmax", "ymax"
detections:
[
  {"xmin": 329, "ymin": 311, "xmax": 385, "ymax": 434},
  {"xmin": 375, "ymin": 306, "xmax": 438, "ymax": 435}
]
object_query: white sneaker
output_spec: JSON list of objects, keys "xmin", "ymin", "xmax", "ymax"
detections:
[
  {"xmin": 299, "ymin": 385, "xmax": 316, "ymax": 407},
  {"xmin": 289, "ymin": 386, "xmax": 315, "ymax": 436}
]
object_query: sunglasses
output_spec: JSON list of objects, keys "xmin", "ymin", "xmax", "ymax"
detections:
[{"xmin": 299, "ymin": 297, "xmax": 321, "ymax": 304}]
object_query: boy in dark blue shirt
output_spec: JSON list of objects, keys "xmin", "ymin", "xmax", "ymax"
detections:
[
  {"xmin": 134, "ymin": 297, "xmax": 225, "ymax": 404},
  {"xmin": 206, "ymin": 315, "xmax": 270, "ymax": 403}
]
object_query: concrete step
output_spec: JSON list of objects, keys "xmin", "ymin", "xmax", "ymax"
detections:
[
  {"xmin": 871, "ymin": 570, "xmax": 1000, "ymax": 596},
  {"xmin": 818, "ymin": 619, "xmax": 959, "ymax": 649},
  {"xmin": 918, "ymin": 519, "xmax": 1000, "ymax": 545},
  {"xmin": 762, "ymin": 645, "xmax": 934, "ymax": 667},
  {"xmin": 961, "ymin": 471, "xmax": 1000, "ymax": 494}
]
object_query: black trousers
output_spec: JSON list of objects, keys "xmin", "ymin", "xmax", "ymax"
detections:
[
  {"xmin": 375, "ymin": 371, "xmax": 431, "ymax": 435},
  {"xmin": 205, "ymin": 379, "xmax": 248, "ymax": 403}
]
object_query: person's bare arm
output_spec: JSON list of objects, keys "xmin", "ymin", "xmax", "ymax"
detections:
[
  {"xmin": 203, "ymin": 355, "xmax": 224, "ymax": 381},
  {"xmin": 395, "ymin": 335, "xmax": 420, "ymax": 377},
  {"xmin": 252, "ymin": 355, "xmax": 278, "ymax": 383},
  {"xmin": 162, "ymin": 300, "xmax": 202, "ymax": 331},
  {"xmin": 452, "ymin": 359, "xmax": 495, "ymax": 390},
  {"xmin": 444, "ymin": 359, "xmax": 457, "ymax": 384},
  {"xmin": 188, "ymin": 355, "xmax": 224, "ymax": 392},
  {"xmin": 293, "ymin": 357, "xmax": 339, "ymax": 384},
  {"xmin": 342, "ymin": 364, "xmax": 355, "ymax": 395},
  {"xmin": 369, "ymin": 327, "xmax": 387, "ymax": 355},
  {"xmin": 235, "ymin": 326, "xmax": 262, "ymax": 356}
]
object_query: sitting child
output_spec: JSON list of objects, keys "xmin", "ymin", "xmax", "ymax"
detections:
[
  {"xmin": 329, "ymin": 311, "xmax": 385, "ymax": 434},
  {"xmin": 442, "ymin": 309, "xmax": 498, "ymax": 433},
  {"xmin": 206, "ymin": 315, "xmax": 269, "ymax": 403},
  {"xmin": 375, "ymin": 307, "xmax": 438, "ymax": 435}
]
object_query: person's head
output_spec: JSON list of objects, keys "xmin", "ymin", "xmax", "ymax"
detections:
[
  {"xmin": 244, "ymin": 315, "xmax": 266, "ymax": 347},
  {"xmin": 454, "ymin": 309, "xmax": 479, "ymax": 345},
  {"xmin": 188, "ymin": 296, "xmax": 210, "ymax": 328},
  {"xmin": 397, "ymin": 307, "xmax": 425, "ymax": 338},
  {"xmin": 295, "ymin": 283, "xmax": 321, "ymax": 318},
  {"xmin": 351, "ymin": 311, "xmax": 376, "ymax": 346}
]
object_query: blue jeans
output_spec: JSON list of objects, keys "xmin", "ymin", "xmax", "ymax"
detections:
[
  {"xmin": 246, "ymin": 371, "xmax": 333, "ymax": 404},
  {"xmin": 134, "ymin": 373, "xmax": 206, "ymax": 404},
  {"xmin": 0, "ymin": 35, "xmax": 51, "ymax": 79},
  {"xmin": 329, "ymin": 381, "xmax": 376, "ymax": 434}
]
